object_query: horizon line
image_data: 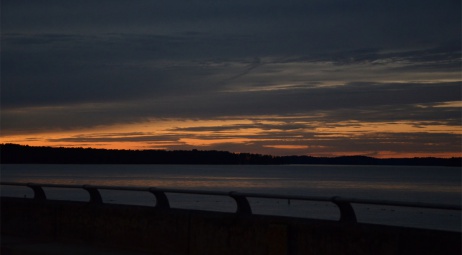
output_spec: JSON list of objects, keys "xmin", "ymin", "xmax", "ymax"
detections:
[{"xmin": 2, "ymin": 143, "xmax": 461, "ymax": 160}]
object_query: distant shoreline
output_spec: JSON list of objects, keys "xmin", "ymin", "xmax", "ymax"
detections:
[{"xmin": 1, "ymin": 143, "xmax": 460, "ymax": 167}]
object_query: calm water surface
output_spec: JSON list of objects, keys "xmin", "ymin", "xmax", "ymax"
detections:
[{"xmin": 1, "ymin": 164, "xmax": 460, "ymax": 231}]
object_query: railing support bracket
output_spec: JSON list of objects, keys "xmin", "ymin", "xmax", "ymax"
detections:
[
  {"xmin": 229, "ymin": 191, "xmax": 252, "ymax": 215},
  {"xmin": 83, "ymin": 185, "xmax": 103, "ymax": 204},
  {"xmin": 331, "ymin": 196, "xmax": 357, "ymax": 223},
  {"xmin": 27, "ymin": 183, "xmax": 46, "ymax": 201},
  {"xmin": 149, "ymin": 188, "xmax": 170, "ymax": 209}
]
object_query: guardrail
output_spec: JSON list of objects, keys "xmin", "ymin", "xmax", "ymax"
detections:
[{"xmin": 1, "ymin": 182, "xmax": 461, "ymax": 224}]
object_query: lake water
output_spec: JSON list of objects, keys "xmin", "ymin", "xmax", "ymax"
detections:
[{"xmin": 1, "ymin": 164, "xmax": 460, "ymax": 231}]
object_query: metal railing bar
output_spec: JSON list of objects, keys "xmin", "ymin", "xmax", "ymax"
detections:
[
  {"xmin": 228, "ymin": 192, "xmax": 332, "ymax": 202},
  {"xmin": 335, "ymin": 197, "xmax": 462, "ymax": 211},
  {"xmin": 1, "ymin": 182, "xmax": 460, "ymax": 212},
  {"xmin": 159, "ymin": 188, "xmax": 232, "ymax": 196}
]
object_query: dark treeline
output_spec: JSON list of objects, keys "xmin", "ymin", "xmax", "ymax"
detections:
[{"xmin": 1, "ymin": 144, "xmax": 460, "ymax": 167}]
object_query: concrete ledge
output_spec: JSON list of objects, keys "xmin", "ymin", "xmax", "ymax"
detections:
[{"xmin": 2, "ymin": 197, "xmax": 461, "ymax": 255}]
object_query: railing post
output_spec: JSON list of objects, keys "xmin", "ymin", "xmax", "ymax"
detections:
[
  {"xmin": 27, "ymin": 183, "xmax": 46, "ymax": 200},
  {"xmin": 331, "ymin": 196, "xmax": 357, "ymax": 223},
  {"xmin": 229, "ymin": 191, "xmax": 252, "ymax": 215},
  {"xmin": 149, "ymin": 188, "xmax": 170, "ymax": 209},
  {"xmin": 83, "ymin": 185, "xmax": 103, "ymax": 204}
]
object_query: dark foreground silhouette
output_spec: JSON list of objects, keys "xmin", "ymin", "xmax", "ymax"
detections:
[{"xmin": 0, "ymin": 143, "xmax": 460, "ymax": 166}]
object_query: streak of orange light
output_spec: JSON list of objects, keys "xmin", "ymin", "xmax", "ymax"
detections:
[{"xmin": 263, "ymin": 145, "xmax": 309, "ymax": 149}]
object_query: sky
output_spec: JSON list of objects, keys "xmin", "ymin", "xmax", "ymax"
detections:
[{"xmin": 1, "ymin": 0, "xmax": 461, "ymax": 158}]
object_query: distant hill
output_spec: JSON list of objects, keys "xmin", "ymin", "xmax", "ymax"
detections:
[{"xmin": 0, "ymin": 143, "xmax": 460, "ymax": 167}]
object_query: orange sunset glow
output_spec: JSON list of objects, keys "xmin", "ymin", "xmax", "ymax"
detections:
[{"xmin": 1, "ymin": 115, "xmax": 461, "ymax": 158}]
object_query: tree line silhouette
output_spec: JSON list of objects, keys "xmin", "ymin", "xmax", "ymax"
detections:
[{"xmin": 1, "ymin": 143, "xmax": 460, "ymax": 167}]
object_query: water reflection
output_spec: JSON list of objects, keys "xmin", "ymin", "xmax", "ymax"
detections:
[
  {"xmin": 8, "ymin": 176, "xmax": 460, "ymax": 194},
  {"xmin": 2, "ymin": 164, "xmax": 460, "ymax": 204}
]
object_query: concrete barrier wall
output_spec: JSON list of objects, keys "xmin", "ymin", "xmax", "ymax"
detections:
[{"xmin": 1, "ymin": 197, "xmax": 461, "ymax": 255}]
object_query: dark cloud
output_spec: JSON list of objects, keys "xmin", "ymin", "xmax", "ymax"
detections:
[
  {"xmin": 2, "ymin": 81, "xmax": 459, "ymax": 133},
  {"xmin": 150, "ymin": 82, "xmax": 460, "ymax": 118}
]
